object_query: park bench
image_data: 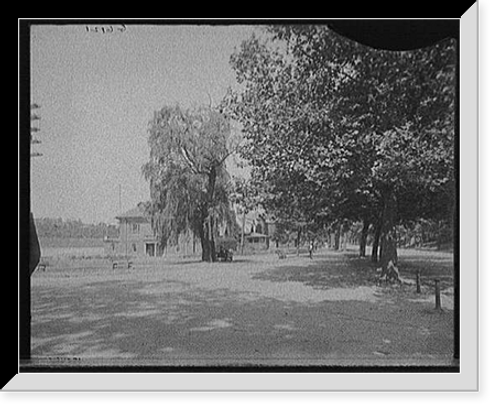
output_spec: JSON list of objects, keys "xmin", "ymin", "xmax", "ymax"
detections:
[
  {"xmin": 276, "ymin": 249, "xmax": 287, "ymax": 259},
  {"xmin": 112, "ymin": 260, "xmax": 133, "ymax": 270},
  {"xmin": 37, "ymin": 259, "xmax": 49, "ymax": 271}
]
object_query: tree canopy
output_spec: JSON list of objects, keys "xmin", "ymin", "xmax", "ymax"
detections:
[
  {"xmin": 226, "ymin": 25, "xmax": 456, "ymax": 265},
  {"xmin": 142, "ymin": 104, "xmax": 236, "ymax": 262}
]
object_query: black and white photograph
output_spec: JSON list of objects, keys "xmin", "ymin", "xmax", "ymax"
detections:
[{"xmin": 15, "ymin": 15, "xmax": 480, "ymax": 392}]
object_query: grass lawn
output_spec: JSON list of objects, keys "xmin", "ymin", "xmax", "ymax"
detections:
[{"xmin": 28, "ymin": 247, "xmax": 456, "ymax": 368}]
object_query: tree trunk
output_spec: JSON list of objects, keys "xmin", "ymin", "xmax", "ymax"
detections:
[
  {"xmin": 359, "ymin": 220, "xmax": 370, "ymax": 257},
  {"xmin": 334, "ymin": 223, "xmax": 341, "ymax": 251},
  {"xmin": 379, "ymin": 187, "xmax": 398, "ymax": 278},
  {"xmin": 209, "ymin": 217, "xmax": 216, "ymax": 262},
  {"xmin": 371, "ymin": 220, "xmax": 382, "ymax": 263},
  {"xmin": 240, "ymin": 211, "xmax": 246, "ymax": 254},
  {"xmin": 200, "ymin": 219, "xmax": 211, "ymax": 262},
  {"xmin": 341, "ymin": 221, "xmax": 349, "ymax": 251},
  {"xmin": 201, "ymin": 222, "xmax": 216, "ymax": 262},
  {"xmin": 199, "ymin": 206, "xmax": 216, "ymax": 262},
  {"xmin": 200, "ymin": 165, "xmax": 218, "ymax": 262},
  {"xmin": 296, "ymin": 226, "xmax": 302, "ymax": 256},
  {"xmin": 264, "ymin": 221, "xmax": 270, "ymax": 250}
]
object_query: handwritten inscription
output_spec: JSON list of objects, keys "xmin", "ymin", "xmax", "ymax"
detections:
[{"xmin": 85, "ymin": 24, "xmax": 127, "ymax": 34}]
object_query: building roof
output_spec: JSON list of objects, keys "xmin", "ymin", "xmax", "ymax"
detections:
[
  {"xmin": 116, "ymin": 205, "xmax": 148, "ymax": 220},
  {"xmin": 235, "ymin": 209, "xmax": 269, "ymax": 233}
]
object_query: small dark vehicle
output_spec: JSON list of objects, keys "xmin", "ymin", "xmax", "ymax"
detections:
[
  {"xmin": 215, "ymin": 237, "xmax": 237, "ymax": 262},
  {"xmin": 216, "ymin": 246, "xmax": 233, "ymax": 262}
]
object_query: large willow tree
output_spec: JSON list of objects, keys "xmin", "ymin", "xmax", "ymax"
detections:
[{"xmin": 142, "ymin": 104, "xmax": 235, "ymax": 262}]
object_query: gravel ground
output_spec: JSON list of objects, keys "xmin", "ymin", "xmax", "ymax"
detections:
[{"xmin": 29, "ymin": 249, "xmax": 456, "ymax": 367}]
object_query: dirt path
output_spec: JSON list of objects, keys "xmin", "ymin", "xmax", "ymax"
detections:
[{"xmin": 29, "ymin": 250, "xmax": 455, "ymax": 367}]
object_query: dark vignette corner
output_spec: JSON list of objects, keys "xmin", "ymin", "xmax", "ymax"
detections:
[
  {"xmin": 11, "ymin": 19, "xmax": 32, "ymax": 390},
  {"xmin": 327, "ymin": 20, "xmax": 459, "ymax": 52}
]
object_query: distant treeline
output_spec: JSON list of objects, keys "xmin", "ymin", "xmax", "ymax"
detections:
[{"xmin": 34, "ymin": 217, "xmax": 119, "ymax": 239}]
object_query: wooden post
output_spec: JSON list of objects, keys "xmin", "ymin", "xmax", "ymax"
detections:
[
  {"xmin": 416, "ymin": 270, "xmax": 421, "ymax": 294},
  {"xmin": 434, "ymin": 279, "xmax": 442, "ymax": 310}
]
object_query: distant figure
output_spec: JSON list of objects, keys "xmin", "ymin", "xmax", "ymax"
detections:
[
  {"xmin": 276, "ymin": 249, "xmax": 287, "ymax": 259},
  {"xmin": 309, "ymin": 241, "xmax": 314, "ymax": 259},
  {"xmin": 376, "ymin": 259, "xmax": 401, "ymax": 285}
]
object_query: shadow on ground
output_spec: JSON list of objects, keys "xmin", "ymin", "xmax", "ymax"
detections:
[
  {"xmin": 32, "ymin": 276, "xmax": 453, "ymax": 364},
  {"xmin": 252, "ymin": 253, "xmax": 376, "ymax": 289},
  {"xmin": 252, "ymin": 251, "xmax": 454, "ymax": 291},
  {"xmin": 30, "ymin": 252, "xmax": 455, "ymax": 366}
]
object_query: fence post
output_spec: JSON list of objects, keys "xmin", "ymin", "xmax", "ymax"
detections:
[
  {"xmin": 416, "ymin": 270, "xmax": 421, "ymax": 294},
  {"xmin": 434, "ymin": 279, "xmax": 442, "ymax": 311}
]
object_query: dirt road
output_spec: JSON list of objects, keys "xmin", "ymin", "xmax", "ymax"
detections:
[{"xmin": 29, "ymin": 250, "xmax": 455, "ymax": 367}]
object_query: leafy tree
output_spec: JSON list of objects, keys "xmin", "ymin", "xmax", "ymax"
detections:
[
  {"xmin": 227, "ymin": 25, "xmax": 456, "ymax": 270},
  {"xmin": 34, "ymin": 217, "xmax": 119, "ymax": 239},
  {"xmin": 142, "ymin": 104, "xmax": 236, "ymax": 262}
]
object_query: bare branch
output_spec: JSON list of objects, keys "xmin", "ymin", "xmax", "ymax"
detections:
[
  {"xmin": 206, "ymin": 91, "xmax": 213, "ymax": 109},
  {"xmin": 180, "ymin": 146, "xmax": 202, "ymax": 174}
]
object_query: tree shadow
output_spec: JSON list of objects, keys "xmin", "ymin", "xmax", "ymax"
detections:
[
  {"xmin": 252, "ymin": 253, "xmax": 380, "ymax": 289},
  {"xmin": 252, "ymin": 251, "xmax": 454, "ymax": 291},
  {"xmin": 30, "ymin": 250, "xmax": 455, "ymax": 366},
  {"xmin": 162, "ymin": 257, "xmax": 257, "ymax": 266}
]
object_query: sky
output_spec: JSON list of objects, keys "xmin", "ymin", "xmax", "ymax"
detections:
[{"xmin": 30, "ymin": 23, "xmax": 259, "ymax": 224}]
